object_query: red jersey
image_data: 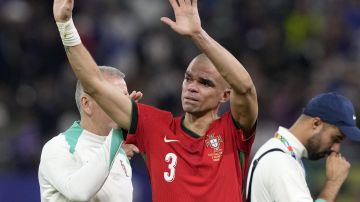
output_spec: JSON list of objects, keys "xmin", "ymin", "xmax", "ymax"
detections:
[{"xmin": 128, "ymin": 102, "xmax": 255, "ymax": 202}]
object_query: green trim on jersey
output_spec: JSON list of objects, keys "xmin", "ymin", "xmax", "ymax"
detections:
[
  {"xmin": 180, "ymin": 117, "xmax": 202, "ymax": 138},
  {"xmin": 118, "ymin": 129, "xmax": 130, "ymax": 165},
  {"xmin": 239, "ymin": 151, "xmax": 245, "ymax": 169},
  {"xmin": 109, "ymin": 129, "xmax": 124, "ymax": 169},
  {"xmin": 129, "ymin": 100, "xmax": 138, "ymax": 134},
  {"xmin": 64, "ymin": 121, "xmax": 84, "ymax": 154},
  {"xmin": 239, "ymin": 151, "xmax": 246, "ymax": 200}
]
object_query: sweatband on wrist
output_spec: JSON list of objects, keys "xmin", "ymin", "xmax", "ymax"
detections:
[
  {"xmin": 315, "ymin": 198, "xmax": 327, "ymax": 202},
  {"xmin": 56, "ymin": 18, "xmax": 81, "ymax": 47}
]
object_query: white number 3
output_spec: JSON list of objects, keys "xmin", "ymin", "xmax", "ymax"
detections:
[{"xmin": 164, "ymin": 153, "xmax": 177, "ymax": 182}]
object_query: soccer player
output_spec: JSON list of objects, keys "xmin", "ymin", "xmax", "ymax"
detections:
[
  {"xmin": 246, "ymin": 92, "xmax": 360, "ymax": 202},
  {"xmin": 38, "ymin": 66, "xmax": 141, "ymax": 202},
  {"xmin": 52, "ymin": 0, "xmax": 258, "ymax": 201}
]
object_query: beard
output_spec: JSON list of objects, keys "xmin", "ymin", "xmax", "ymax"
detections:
[{"xmin": 305, "ymin": 132, "xmax": 332, "ymax": 160}]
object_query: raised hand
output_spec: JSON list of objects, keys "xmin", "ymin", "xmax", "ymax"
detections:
[
  {"xmin": 161, "ymin": 0, "xmax": 202, "ymax": 37},
  {"xmin": 53, "ymin": 0, "xmax": 74, "ymax": 22},
  {"xmin": 325, "ymin": 152, "xmax": 350, "ymax": 184}
]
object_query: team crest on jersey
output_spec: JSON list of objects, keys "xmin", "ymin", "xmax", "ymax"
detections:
[{"xmin": 205, "ymin": 134, "xmax": 223, "ymax": 161}]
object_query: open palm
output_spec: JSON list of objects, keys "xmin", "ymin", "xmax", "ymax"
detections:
[
  {"xmin": 53, "ymin": 0, "xmax": 74, "ymax": 22},
  {"xmin": 161, "ymin": 0, "xmax": 202, "ymax": 36}
]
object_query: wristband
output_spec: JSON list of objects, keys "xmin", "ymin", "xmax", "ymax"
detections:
[
  {"xmin": 315, "ymin": 199, "xmax": 327, "ymax": 202},
  {"xmin": 56, "ymin": 18, "xmax": 81, "ymax": 46}
]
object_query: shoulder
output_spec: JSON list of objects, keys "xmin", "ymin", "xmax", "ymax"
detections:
[
  {"xmin": 40, "ymin": 134, "xmax": 69, "ymax": 160},
  {"xmin": 137, "ymin": 103, "xmax": 173, "ymax": 117},
  {"xmin": 136, "ymin": 103, "xmax": 175, "ymax": 125},
  {"xmin": 253, "ymin": 139, "xmax": 294, "ymax": 170},
  {"xmin": 215, "ymin": 111, "xmax": 235, "ymax": 128},
  {"xmin": 253, "ymin": 139, "xmax": 302, "ymax": 180}
]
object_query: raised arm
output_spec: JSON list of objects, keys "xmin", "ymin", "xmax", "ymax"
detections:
[
  {"xmin": 161, "ymin": 0, "xmax": 257, "ymax": 132},
  {"xmin": 317, "ymin": 152, "xmax": 350, "ymax": 202},
  {"xmin": 53, "ymin": 0, "xmax": 133, "ymax": 130}
]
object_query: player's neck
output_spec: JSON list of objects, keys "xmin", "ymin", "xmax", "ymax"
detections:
[
  {"xmin": 184, "ymin": 112, "xmax": 218, "ymax": 136},
  {"xmin": 288, "ymin": 121, "xmax": 308, "ymax": 146}
]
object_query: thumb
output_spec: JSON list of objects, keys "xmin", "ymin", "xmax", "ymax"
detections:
[{"xmin": 160, "ymin": 17, "xmax": 176, "ymax": 29}]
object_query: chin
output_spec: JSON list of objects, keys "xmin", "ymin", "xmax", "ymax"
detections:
[
  {"xmin": 182, "ymin": 106, "xmax": 195, "ymax": 113},
  {"xmin": 182, "ymin": 103, "xmax": 195, "ymax": 112}
]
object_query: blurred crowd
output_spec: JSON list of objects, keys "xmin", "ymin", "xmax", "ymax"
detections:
[{"xmin": 0, "ymin": 0, "xmax": 359, "ymax": 201}]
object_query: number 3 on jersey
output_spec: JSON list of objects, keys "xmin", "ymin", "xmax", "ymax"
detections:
[{"xmin": 164, "ymin": 153, "xmax": 177, "ymax": 182}]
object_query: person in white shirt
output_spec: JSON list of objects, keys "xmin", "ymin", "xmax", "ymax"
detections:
[
  {"xmin": 38, "ymin": 66, "xmax": 141, "ymax": 202},
  {"xmin": 246, "ymin": 92, "xmax": 360, "ymax": 202}
]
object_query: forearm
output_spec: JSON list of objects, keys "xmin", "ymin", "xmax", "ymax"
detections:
[
  {"xmin": 317, "ymin": 180, "xmax": 343, "ymax": 202},
  {"xmin": 45, "ymin": 130, "xmax": 123, "ymax": 201},
  {"xmin": 318, "ymin": 152, "xmax": 350, "ymax": 202},
  {"xmin": 43, "ymin": 153, "xmax": 109, "ymax": 201},
  {"xmin": 58, "ymin": 21, "xmax": 132, "ymax": 130},
  {"xmin": 65, "ymin": 44, "xmax": 104, "ymax": 95},
  {"xmin": 191, "ymin": 29, "xmax": 254, "ymax": 93},
  {"xmin": 62, "ymin": 157, "xmax": 109, "ymax": 201}
]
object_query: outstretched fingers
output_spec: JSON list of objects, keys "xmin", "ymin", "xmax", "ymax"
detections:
[
  {"xmin": 160, "ymin": 17, "xmax": 176, "ymax": 29},
  {"xmin": 184, "ymin": 0, "xmax": 191, "ymax": 6},
  {"xmin": 169, "ymin": 0, "xmax": 180, "ymax": 10}
]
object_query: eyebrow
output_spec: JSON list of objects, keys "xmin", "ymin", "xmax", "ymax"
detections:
[
  {"xmin": 199, "ymin": 77, "xmax": 215, "ymax": 87},
  {"xmin": 185, "ymin": 71, "xmax": 216, "ymax": 86}
]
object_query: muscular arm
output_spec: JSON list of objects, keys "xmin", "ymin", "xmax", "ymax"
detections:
[
  {"xmin": 53, "ymin": 0, "xmax": 132, "ymax": 130},
  {"xmin": 65, "ymin": 45, "xmax": 132, "ymax": 130},
  {"xmin": 191, "ymin": 31, "xmax": 258, "ymax": 133},
  {"xmin": 161, "ymin": 0, "xmax": 257, "ymax": 132}
]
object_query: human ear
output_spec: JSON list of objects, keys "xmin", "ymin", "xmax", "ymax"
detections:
[
  {"xmin": 81, "ymin": 96, "xmax": 92, "ymax": 115},
  {"xmin": 220, "ymin": 88, "xmax": 231, "ymax": 103},
  {"xmin": 312, "ymin": 117, "xmax": 323, "ymax": 133}
]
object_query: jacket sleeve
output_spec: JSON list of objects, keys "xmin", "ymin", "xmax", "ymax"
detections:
[{"xmin": 39, "ymin": 129, "xmax": 124, "ymax": 201}]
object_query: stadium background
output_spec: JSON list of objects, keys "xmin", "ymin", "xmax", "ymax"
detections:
[{"xmin": 0, "ymin": 0, "xmax": 359, "ymax": 201}]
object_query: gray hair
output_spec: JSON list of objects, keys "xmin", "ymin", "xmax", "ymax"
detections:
[{"xmin": 75, "ymin": 66, "xmax": 125, "ymax": 115}]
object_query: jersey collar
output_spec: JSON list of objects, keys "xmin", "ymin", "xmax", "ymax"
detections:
[{"xmin": 277, "ymin": 126, "xmax": 308, "ymax": 159}]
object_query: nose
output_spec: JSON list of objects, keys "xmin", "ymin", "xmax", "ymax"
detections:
[
  {"xmin": 330, "ymin": 143, "xmax": 341, "ymax": 153},
  {"xmin": 186, "ymin": 81, "xmax": 199, "ymax": 93}
]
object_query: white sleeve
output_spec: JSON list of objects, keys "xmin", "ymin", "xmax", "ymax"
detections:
[
  {"xmin": 266, "ymin": 153, "xmax": 313, "ymax": 202},
  {"xmin": 39, "ymin": 129, "xmax": 124, "ymax": 201}
]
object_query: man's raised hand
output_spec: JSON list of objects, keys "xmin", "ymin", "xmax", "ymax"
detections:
[
  {"xmin": 53, "ymin": 0, "xmax": 74, "ymax": 22},
  {"xmin": 160, "ymin": 0, "xmax": 202, "ymax": 37}
]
